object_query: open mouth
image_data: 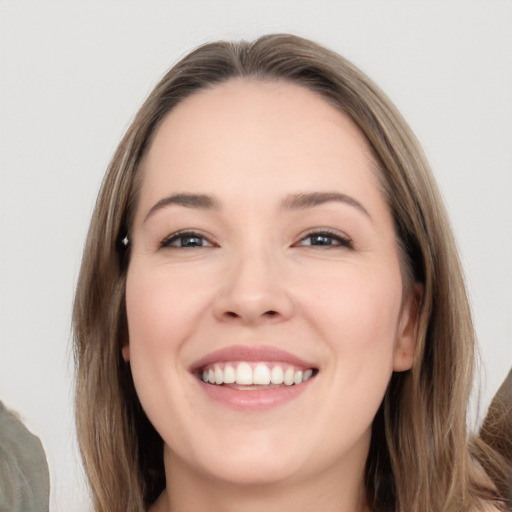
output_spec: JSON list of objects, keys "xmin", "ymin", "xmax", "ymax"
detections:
[{"xmin": 196, "ymin": 361, "xmax": 318, "ymax": 389}]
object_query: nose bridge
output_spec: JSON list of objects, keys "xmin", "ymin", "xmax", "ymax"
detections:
[
  {"xmin": 234, "ymin": 244, "xmax": 276, "ymax": 296},
  {"xmin": 214, "ymin": 239, "xmax": 293, "ymax": 323}
]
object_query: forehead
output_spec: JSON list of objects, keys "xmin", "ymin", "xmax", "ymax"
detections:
[{"xmin": 138, "ymin": 79, "xmax": 381, "ymax": 209}]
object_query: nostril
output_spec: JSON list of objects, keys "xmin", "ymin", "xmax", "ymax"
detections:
[{"xmin": 224, "ymin": 310, "xmax": 277, "ymax": 319}]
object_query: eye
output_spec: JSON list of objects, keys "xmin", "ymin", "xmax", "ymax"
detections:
[
  {"xmin": 295, "ymin": 230, "xmax": 353, "ymax": 249},
  {"xmin": 160, "ymin": 230, "xmax": 215, "ymax": 249}
]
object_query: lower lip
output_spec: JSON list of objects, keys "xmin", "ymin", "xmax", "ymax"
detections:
[{"xmin": 195, "ymin": 377, "xmax": 315, "ymax": 411}]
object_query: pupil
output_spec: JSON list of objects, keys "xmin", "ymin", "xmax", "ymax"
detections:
[
  {"xmin": 312, "ymin": 235, "xmax": 331, "ymax": 245},
  {"xmin": 182, "ymin": 236, "xmax": 201, "ymax": 247}
]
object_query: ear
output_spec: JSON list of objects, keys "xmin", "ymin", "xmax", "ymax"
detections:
[
  {"xmin": 121, "ymin": 345, "xmax": 130, "ymax": 362},
  {"xmin": 393, "ymin": 283, "xmax": 423, "ymax": 372}
]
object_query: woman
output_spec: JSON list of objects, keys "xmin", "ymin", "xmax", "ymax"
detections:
[{"xmin": 73, "ymin": 34, "xmax": 510, "ymax": 511}]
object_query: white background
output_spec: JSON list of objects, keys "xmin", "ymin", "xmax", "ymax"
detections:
[{"xmin": 1, "ymin": 1, "xmax": 511, "ymax": 511}]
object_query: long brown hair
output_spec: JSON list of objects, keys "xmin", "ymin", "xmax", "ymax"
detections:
[{"xmin": 73, "ymin": 34, "xmax": 510, "ymax": 511}]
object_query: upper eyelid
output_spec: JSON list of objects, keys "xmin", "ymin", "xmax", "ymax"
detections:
[
  {"xmin": 296, "ymin": 228, "xmax": 352, "ymax": 242},
  {"xmin": 160, "ymin": 229, "xmax": 217, "ymax": 247},
  {"xmin": 158, "ymin": 227, "xmax": 352, "ymax": 247}
]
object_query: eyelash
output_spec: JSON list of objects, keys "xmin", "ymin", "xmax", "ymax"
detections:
[
  {"xmin": 159, "ymin": 229, "xmax": 353, "ymax": 250},
  {"xmin": 159, "ymin": 230, "xmax": 215, "ymax": 249},
  {"xmin": 295, "ymin": 229, "xmax": 354, "ymax": 249}
]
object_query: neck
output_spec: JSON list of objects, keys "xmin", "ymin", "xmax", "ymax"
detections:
[{"xmin": 151, "ymin": 447, "xmax": 370, "ymax": 512}]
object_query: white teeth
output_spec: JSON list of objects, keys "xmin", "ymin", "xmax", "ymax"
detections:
[
  {"xmin": 223, "ymin": 364, "xmax": 236, "ymax": 384},
  {"xmin": 303, "ymin": 369, "xmax": 313, "ymax": 382},
  {"xmin": 283, "ymin": 367, "xmax": 295, "ymax": 386},
  {"xmin": 236, "ymin": 362, "xmax": 253, "ymax": 385},
  {"xmin": 200, "ymin": 362, "xmax": 315, "ymax": 387},
  {"xmin": 253, "ymin": 363, "xmax": 271, "ymax": 385},
  {"xmin": 270, "ymin": 365, "xmax": 284, "ymax": 384},
  {"xmin": 214, "ymin": 364, "xmax": 223, "ymax": 385}
]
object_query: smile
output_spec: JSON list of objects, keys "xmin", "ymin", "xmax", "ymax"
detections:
[
  {"xmin": 200, "ymin": 362, "xmax": 316, "ymax": 387},
  {"xmin": 190, "ymin": 346, "xmax": 319, "ymax": 410}
]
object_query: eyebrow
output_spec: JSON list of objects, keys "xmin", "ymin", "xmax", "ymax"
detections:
[
  {"xmin": 144, "ymin": 190, "xmax": 370, "ymax": 223},
  {"xmin": 144, "ymin": 193, "xmax": 220, "ymax": 223},
  {"xmin": 281, "ymin": 192, "xmax": 370, "ymax": 218}
]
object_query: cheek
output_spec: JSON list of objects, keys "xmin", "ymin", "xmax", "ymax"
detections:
[
  {"xmin": 308, "ymin": 263, "xmax": 401, "ymax": 338},
  {"xmin": 283, "ymin": 265, "xmax": 404, "ymax": 471},
  {"xmin": 125, "ymin": 264, "xmax": 209, "ymax": 352},
  {"xmin": 124, "ymin": 264, "xmax": 208, "ymax": 406},
  {"xmin": 301, "ymin": 262, "xmax": 403, "ymax": 382}
]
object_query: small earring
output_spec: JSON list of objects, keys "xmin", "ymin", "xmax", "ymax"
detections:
[{"xmin": 121, "ymin": 235, "xmax": 130, "ymax": 247}]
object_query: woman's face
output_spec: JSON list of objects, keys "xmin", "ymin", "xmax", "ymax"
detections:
[{"xmin": 125, "ymin": 80, "xmax": 418, "ymax": 489}]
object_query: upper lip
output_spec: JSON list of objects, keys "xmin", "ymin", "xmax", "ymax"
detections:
[{"xmin": 189, "ymin": 345, "xmax": 317, "ymax": 372}]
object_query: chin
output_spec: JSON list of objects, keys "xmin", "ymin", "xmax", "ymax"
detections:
[
  {"xmin": 200, "ymin": 453, "xmax": 307, "ymax": 487},
  {"xmin": 166, "ymin": 426, "xmax": 314, "ymax": 488}
]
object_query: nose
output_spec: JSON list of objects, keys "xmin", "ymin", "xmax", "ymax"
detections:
[{"xmin": 212, "ymin": 248, "xmax": 294, "ymax": 325}]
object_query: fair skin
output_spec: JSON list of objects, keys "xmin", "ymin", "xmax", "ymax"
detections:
[{"xmin": 124, "ymin": 79, "xmax": 419, "ymax": 512}]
